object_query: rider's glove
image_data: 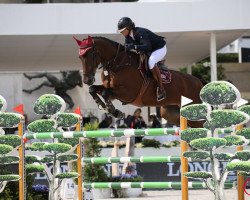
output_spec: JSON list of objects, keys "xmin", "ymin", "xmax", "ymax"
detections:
[{"xmin": 125, "ymin": 43, "xmax": 135, "ymax": 51}]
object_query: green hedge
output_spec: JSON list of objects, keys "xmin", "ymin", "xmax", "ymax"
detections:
[
  {"xmin": 0, "ymin": 144, "xmax": 13, "ymax": 155},
  {"xmin": 190, "ymin": 138, "xmax": 227, "ymax": 151},
  {"xmin": 27, "ymin": 119, "xmax": 58, "ymax": 132},
  {"xmin": 181, "ymin": 128, "xmax": 208, "ymax": 143},
  {"xmin": 25, "ymin": 155, "xmax": 41, "ymax": 164},
  {"xmin": 235, "ymin": 151, "xmax": 250, "ymax": 161},
  {"xmin": 200, "ymin": 81, "xmax": 238, "ymax": 106},
  {"xmin": 58, "ymin": 138, "xmax": 79, "ymax": 147},
  {"xmin": 224, "ymin": 135, "xmax": 245, "ymax": 146},
  {"xmin": 34, "ymin": 94, "xmax": 63, "ymax": 115},
  {"xmin": 214, "ymin": 153, "xmax": 233, "ymax": 161},
  {"xmin": 57, "ymin": 154, "xmax": 78, "ymax": 162},
  {"xmin": 236, "ymin": 128, "xmax": 250, "ymax": 139},
  {"xmin": 55, "ymin": 172, "xmax": 78, "ymax": 179},
  {"xmin": 238, "ymin": 105, "xmax": 250, "ymax": 116},
  {"xmin": 29, "ymin": 142, "xmax": 47, "ymax": 151},
  {"xmin": 183, "ymin": 151, "xmax": 209, "ymax": 160},
  {"xmin": 0, "ymin": 156, "xmax": 19, "ymax": 164},
  {"xmin": 180, "ymin": 104, "xmax": 209, "ymax": 121},
  {"xmin": 0, "ymin": 113, "xmax": 22, "ymax": 128},
  {"xmin": 0, "ymin": 175, "xmax": 20, "ymax": 181},
  {"xmin": 56, "ymin": 113, "xmax": 80, "ymax": 127},
  {"xmin": 227, "ymin": 161, "xmax": 250, "ymax": 172},
  {"xmin": 0, "ymin": 135, "xmax": 21, "ymax": 148},
  {"xmin": 43, "ymin": 143, "xmax": 72, "ymax": 154},
  {"xmin": 184, "ymin": 171, "xmax": 212, "ymax": 179},
  {"xmin": 26, "ymin": 164, "xmax": 44, "ymax": 174},
  {"xmin": 210, "ymin": 110, "xmax": 247, "ymax": 129}
]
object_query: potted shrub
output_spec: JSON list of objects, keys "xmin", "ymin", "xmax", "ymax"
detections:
[
  {"xmin": 26, "ymin": 94, "xmax": 81, "ymax": 200},
  {"xmin": 83, "ymin": 122, "xmax": 111, "ymax": 199},
  {"xmin": 111, "ymin": 173, "xmax": 143, "ymax": 198},
  {"xmin": 180, "ymin": 81, "xmax": 250, "ymax": 200}
]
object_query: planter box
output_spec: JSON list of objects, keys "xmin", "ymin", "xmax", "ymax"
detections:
[
  {"xmin": 92, "ymin": 188, "xmax": 111, "ymax": 199},
  {"xmin": 114, "ymin": 188, "xmax": 142, "ymax": 198}
]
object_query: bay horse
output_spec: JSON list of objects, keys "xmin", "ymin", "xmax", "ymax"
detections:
[{"xmin": 73, "ymin": 36, "xmax": 203, "ymax": 127}]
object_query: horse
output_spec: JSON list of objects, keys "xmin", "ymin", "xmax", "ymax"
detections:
[
  {"xmin": 73, "ymin": 36, "xmax": 203, "ymax": 127},
  {"xmin": 23, "ymin": 71, "xmax": 83, "ymax": 109}
]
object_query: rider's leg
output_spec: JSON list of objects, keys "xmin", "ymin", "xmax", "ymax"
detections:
[
  {"xmin": 148, "ymin": 45, "xmax": 167, "ymax": 101},
  {"xmin": 150, "ymin": 67, "xmax": 166, "ymax": 101}
]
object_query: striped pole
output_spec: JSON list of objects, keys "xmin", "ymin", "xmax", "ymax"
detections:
[
  {"xmin": 83, "ymin": 156, "xmax": 181, "ymax": 164},
  {"xmin": 82, "ymin": 181, "xmax": 235, "ymax": 189},
  {"xmin": 180, "ymin": 117, "xmax": 188, "ymax": 200},
  {"xmin": 24, "ymin": 128, "xmax": 180, "ymax": 139},
  {"xmin": 236, "ymin": 124, "xmax": 244, "ymax": 200}
]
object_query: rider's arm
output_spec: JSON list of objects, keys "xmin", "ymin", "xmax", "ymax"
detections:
[
  {"xmin": 125, "ymin": 36, "xmax": 134, "ymax": 45},
  {"xmin": 134, "ymin": 31, "xmax": 152, "ymax": 52}
]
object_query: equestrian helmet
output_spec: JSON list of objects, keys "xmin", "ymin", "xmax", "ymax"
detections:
[{"xmin": 117, "ymin": 17, "xmax": 135, "ymax": 32}]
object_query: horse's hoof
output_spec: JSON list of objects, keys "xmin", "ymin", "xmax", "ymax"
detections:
[
  {"xmin": 114, "ymin": 109, "xmax": 125, "ymax": 119},
  {"xmin": 98, "ymin": 105, "xmax": 103, "ymax": 110}
]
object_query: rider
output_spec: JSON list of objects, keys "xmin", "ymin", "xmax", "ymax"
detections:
[{"xmin": 117, "ymin": 17, "xmax": 167, "ymax": 101}]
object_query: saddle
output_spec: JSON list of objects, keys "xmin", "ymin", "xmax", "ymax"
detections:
[
  {"xmin": 130, "ymin": 54, "xmax": 171, "ymax": 107},
  {"xmin": 138, "ymin": 54, "xmax": 171, "ymax": 84}
]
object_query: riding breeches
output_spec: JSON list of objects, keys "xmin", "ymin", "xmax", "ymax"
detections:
[{"xmin": 148, "ymin": 45, "xmax": 167, "ymax": 69}]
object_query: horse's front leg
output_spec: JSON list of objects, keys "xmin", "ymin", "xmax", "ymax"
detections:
[
  {"xmin": 89, "ymin": 85, "xmax": 107, "ymax": 110},
  {"xmin": 101, "ymin": 89, "xmax": 125, "ymax": 119}
]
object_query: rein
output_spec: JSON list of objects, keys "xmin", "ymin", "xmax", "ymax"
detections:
[{"xmin": 94, "ymin": 42, "xmax": 131, "ymax": 72}]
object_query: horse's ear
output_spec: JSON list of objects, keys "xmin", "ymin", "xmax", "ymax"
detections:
[
  {"xmin": 87, "ymin": 35, "xmax": 93, "ymax": 44},
  {"xmin": 73, "ymin": 36, "xmax": 82, "ymax": 46}
]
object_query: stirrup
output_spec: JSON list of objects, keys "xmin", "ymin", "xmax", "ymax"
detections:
[{"xmin": 157, "ymin": 87, "xmax": 166, "ymax": 101}]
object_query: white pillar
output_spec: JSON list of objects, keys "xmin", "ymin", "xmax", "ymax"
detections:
[
  {"xmin": 210, "ymin": 33, "xmax": 217, "ymax": 82},
  {"xmin": 187, "ymin": 65, "xmax": 192, "ymax": 75},
  {"xmin": 238, "ymin": 38, "xmax": 242, "ymax": 63}
]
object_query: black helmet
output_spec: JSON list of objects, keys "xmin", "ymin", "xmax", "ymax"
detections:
[{"xmin": 117, "ymin": 17, "xmax": 135, "ymax": 32}]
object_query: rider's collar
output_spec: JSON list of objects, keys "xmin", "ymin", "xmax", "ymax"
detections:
[{"xmin": 130, "ymin": 30, "xmax": 135, "ymax": 40}]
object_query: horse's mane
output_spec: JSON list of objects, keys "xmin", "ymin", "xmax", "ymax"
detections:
[
  {"xmin": 93, "ymin": 36, "xmax": 123, "ymax": 49},
  {"xmin": 92, "ymin": 36, "xmax": 138, "ymax": 59}
]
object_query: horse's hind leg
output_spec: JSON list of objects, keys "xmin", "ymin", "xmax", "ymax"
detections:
[{"xmin": 160, "ymin": 105, "xmax": 180, "ymax": 126}]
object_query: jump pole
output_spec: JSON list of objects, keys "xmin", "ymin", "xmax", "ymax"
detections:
[
  {"xmin": 180, "ymin": 116, "xmax": 188, "ymax": 200},
  {"xmin": 76, "ymin": 121, "xmax": 83, "ymax": 200},
  {"xmin": 236, "ymin": 124, "xmax": 244, "ymax": 200}
]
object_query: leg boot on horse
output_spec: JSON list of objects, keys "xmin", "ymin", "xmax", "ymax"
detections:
[{"xmin": 150, "ymin": 66, "xmax": 166, "ymax": 101}]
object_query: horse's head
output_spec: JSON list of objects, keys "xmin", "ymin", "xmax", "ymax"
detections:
[{"xmin": 73, "ymin": 36, "xmax": 101, "ymax": 85}]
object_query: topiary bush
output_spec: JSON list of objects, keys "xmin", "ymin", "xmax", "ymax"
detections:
[{"xmin": 180, "ymin": 81, "xmax": 250, "ymax": 200}]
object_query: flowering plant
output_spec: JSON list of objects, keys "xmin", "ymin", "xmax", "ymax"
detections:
[{"xmin": 32, "ymin": 184, "xmax": 49, "ymax": 193}]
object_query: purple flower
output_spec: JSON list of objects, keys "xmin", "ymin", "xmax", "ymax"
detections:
[{"xmin": 32, "ymin": 184, "xmax": 49, "ymax": 192}]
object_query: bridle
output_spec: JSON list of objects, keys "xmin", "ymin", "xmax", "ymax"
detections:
[{"xmin": 79, "ymin": 38, "xmax": 132, "ymax": 79}]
